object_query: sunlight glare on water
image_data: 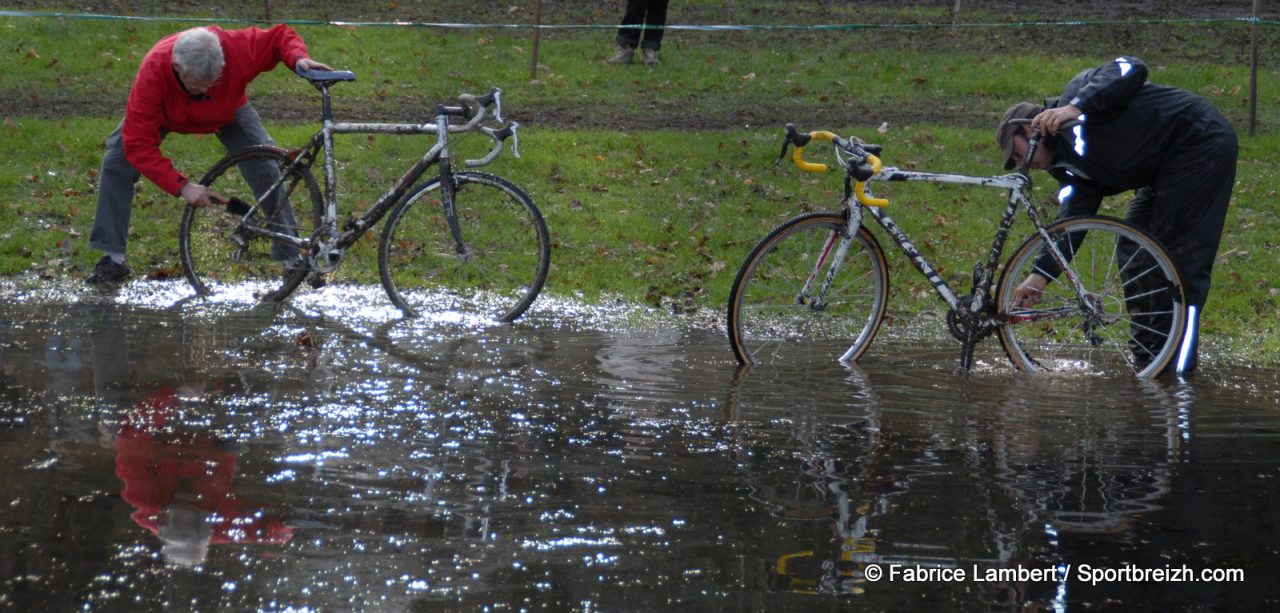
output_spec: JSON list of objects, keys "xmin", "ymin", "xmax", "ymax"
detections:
[{"xmin": 0, "ymin": 278, "xmax": 1278, "ymax": 610}]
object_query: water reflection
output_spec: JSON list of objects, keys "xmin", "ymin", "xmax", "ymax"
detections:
[
  {"xmin": 992, "ymin": 377, "xmax": 1184, "ymax": 536},
  {"xmin": 113, "ymin": 382, "xmax": 293, "ymax": 566},
  {"xmin": 720, "ymin": 360, "xmax": 1257, "ymax": 610},
  {"xmin": 0, "ymin": 288, "xmax": 1277, "ymax": 610}
]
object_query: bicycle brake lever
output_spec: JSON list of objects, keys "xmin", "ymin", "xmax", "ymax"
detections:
[
  {"xmin": 850, "ymin": 161, "xmax": 876, "ymax": 182},
  {"xmin": 777, "ymin": 124, "xmax": 797, "ymax": 164},
  {"xmin": 506, "ymin": 122, "xmax": 520, "ymax": 158},
  {"xmin": 492, "ymin": 88, "xmax": 505, "ymax": 124}
]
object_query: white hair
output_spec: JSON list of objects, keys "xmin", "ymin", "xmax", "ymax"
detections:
[{"xmin": 171, "ymin": 27, "xmax": 225, "ymax": 82}]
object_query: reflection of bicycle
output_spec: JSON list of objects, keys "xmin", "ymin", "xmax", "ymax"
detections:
[
  {"xmin": 724, "ymin": 365, "xmax": 883, "ymax": 596},
  {"xmin": 727, "ymin": 123, "xmax": 1186, "ymax": 377},
  {"xmin": 992, "ymin": 377, "xmax": 1184, "ymax": 535},
  {"xmin": 179, "ymin": 67, "xmax": 551, "ymax": 322}
]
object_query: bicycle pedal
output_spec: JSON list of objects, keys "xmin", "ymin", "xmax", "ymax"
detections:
[
  {"xmin": 307, "ymin": 274, "xmax": 327, "ymax": 289},
  {"xmin": 230, "ymin": 226, "xmax": 255, "ymax": 248}
]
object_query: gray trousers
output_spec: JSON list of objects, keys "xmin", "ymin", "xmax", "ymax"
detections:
[{"xmin": 89, "ymin": 103, "xmax": 284, "ymax": 256}]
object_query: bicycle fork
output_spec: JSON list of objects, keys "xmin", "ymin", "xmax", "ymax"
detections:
[
  {"xmin": 796, "ymin": 205, "xmax": 865, "ymax": 362},
  {"xmin": 797, "ymin": 205, "xmax": 863, "ymax": 307},
  {"xmin": 439, "ymin": 161, "xmax": 472, "ymax": 262}
]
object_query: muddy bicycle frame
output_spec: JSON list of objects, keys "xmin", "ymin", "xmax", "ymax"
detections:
[
  {"xmin": 233, "ymin": 68, "xmax": 517, "ymax": 274},
  {"xmin": 783, "ymin": 125, "xmax": 1094, "ymax": 372}
]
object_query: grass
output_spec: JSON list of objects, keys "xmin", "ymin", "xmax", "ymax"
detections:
[{"xmin": 3, "ymin": 3, "xmax": 1280, "ymax": 362}]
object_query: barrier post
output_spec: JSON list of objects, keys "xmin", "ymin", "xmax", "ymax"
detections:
[
  {"xmin": 1249, "ymin": 0, "xmax": 1259, "ymax": 136},
  {"xmin": 530, "ymin": 0, "xmax": 543, "ymax": 81}
]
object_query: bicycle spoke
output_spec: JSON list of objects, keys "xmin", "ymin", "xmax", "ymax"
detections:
[
  {"xmin": 379, "ymin": 172, "xmax": 549, "ymax": 322},
  {"xmin": 180, "ymin": 146, "xmax": 318, "ymax": 300},
  {"xmin": 729, "ymin": 214, "xmax": 888, "ymax": 367},
  {"xmin": 997, "ymin": 217, "xmax": 1185, "ymax": 378}
]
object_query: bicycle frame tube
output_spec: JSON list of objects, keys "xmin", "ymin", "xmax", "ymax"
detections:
[
  {"xmin": 868, "ymin": 166, "xmax": 1104, "ymax": 325},
  {"xmin": 327, "ymin": 119, "xmax": 448, "ymax": 241},
  {"xmin": 1014, "ymin": 192, "xmax": 1099, "ymax": 310},
  {"xmin": 860, "ymin": 169, "xmax": 1030, "ymax": 311},
  {"xmin": 237, "ymin": 119, "xmax": 448, "ymax": 250}
]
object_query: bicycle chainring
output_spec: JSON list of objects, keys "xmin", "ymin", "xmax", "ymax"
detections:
[{"xmin": 946, "ymin": 296, "xmax": 995, "ymax": 342}]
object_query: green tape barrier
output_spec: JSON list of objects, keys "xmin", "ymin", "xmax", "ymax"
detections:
[{"xmin": 1, "ymin": 10, "xmax": 1277, "ymax": 30}]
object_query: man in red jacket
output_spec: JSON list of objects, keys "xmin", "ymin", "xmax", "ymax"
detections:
[{"xmin": 86, "ymin": 25, "xmax": 330, "ymax": 283}]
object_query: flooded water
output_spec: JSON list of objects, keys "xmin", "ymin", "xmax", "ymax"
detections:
[{"xmin": 1, "ymin": 281, "xmax": 1278, "ymax": 611}]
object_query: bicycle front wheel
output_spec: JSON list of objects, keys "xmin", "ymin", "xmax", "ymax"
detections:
[
  {"xmin": 179, "ymin": 146, "xmax": 321, "ymax": 301},
  {"xmin": 728, "ymin": 212, "xmax": 889, "ymax": 367},
  {"xmin": 378, "ymin": 172, "xmax": 551, "ymax": 322},
  {"xmin": 996, "ymin": 216, "xmax": 1186, "ymax": 378}
]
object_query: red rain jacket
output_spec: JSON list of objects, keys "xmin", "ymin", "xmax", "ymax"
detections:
[{"xmin": 122, "ymin": 25, "xmax": 310, "ymax": 196}]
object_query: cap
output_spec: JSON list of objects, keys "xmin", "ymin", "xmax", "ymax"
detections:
[{"xmin": 996, "ymin": 102, "xmax": 1044, "ymax": 170}]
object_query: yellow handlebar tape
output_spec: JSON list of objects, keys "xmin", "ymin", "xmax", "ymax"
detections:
[
  {"xmin": 791, "ymin": 132, "xmax": 890, "ymax": 208},
  {"xmin": 792, "ymin": 131, "xmax": 838, "ymax": 172},
  {"xmin": 856, "ymin": 154, "xmax": 889, "ymax": 208}
]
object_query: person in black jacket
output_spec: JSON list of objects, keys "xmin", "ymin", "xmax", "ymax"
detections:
[{"xmin": 995, "ymin": 55, "xmax": 1237, "ymax": 374}]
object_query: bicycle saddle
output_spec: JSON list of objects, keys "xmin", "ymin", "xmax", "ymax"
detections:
[{"xmin": 295, "ymin": 67, "xmax": 357, "ymax": 85}]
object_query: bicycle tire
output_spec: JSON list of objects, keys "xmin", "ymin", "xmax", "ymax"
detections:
[
  {"xmin": 378, "ymin": 171, "xmax": 551, "ymax": 322},
  {"xmin": 728, "ymin": 212, "xmax": 889, "ymax": 367},
  {"xmin": 179, "ymin": 146, "xmax": 321, "ymax": 301},
  {"xmin": 996, "ymin": 215, "xmax": 1186, "ymax": 378}
]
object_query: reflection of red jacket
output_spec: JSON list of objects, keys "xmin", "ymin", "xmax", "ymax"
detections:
[
  {"xmin": 123, "ymin": 25, "xmax": 310, "ymax": 196},
  {"xmin": 115, "ymin": 386, "xmax": 292, "ymax": 545}
]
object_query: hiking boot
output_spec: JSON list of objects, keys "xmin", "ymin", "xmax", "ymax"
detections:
[
  {"xmin": 606, "ymin": 45, "xmax": 635, "ymax": 65},
  {"xmin": 642, "ymin": 48, "xmax": 660, "ymax": 65},
  {"xmin": 86, "ymin": 255, "xmax": 130, "ymax": 284}
]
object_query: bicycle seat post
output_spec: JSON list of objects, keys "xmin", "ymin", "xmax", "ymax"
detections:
[{"xmin": 318, "ymin": 84, "xmax": 334, "ymax": 123}]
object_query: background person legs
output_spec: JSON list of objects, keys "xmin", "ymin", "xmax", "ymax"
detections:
[{"xmin": 607, "ymin": 0, "xmax": 670, "ymax": 65}]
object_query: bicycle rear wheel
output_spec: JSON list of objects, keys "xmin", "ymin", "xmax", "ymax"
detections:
[
  {"xmin": 728, "ymin": 212, "xmax": 889, "ymax": 367},
  {"xmin": 179, "ymin": 146, "xmax": 321, "ymax": 301},
  {"xmin": 996, "ymin": 216, "xmax": 1186, "ymax": 378},
  {"xmin": 378, "ymin": 172, "xmax": 550, "ymax": 322}
]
